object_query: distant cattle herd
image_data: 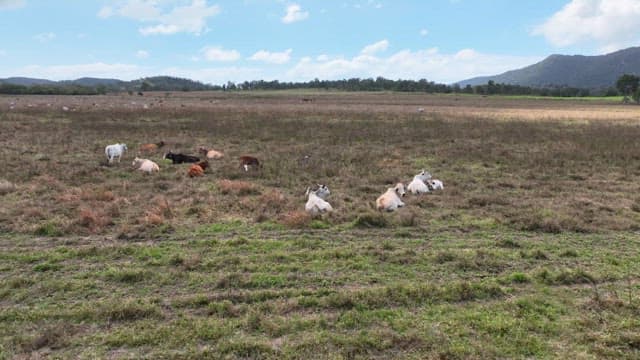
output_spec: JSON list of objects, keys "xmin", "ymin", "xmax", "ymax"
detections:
[{"xmin": 105, "ymin": 142, "xmax": 444, "ymax": 215}]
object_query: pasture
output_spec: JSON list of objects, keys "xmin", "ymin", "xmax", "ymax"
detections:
[{"xmin": 1, "ymin": 91, "xmax": 639, "ymax": 359}]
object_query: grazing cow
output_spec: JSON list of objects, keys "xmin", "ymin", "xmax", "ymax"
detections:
[
  {"xmin": 305, "ymin": 187, "xmax": 333, "ymax": 215},
  {"xmin": 139, "ymin": 141, "xmax": 165, "ymax": 153},
  {"xmin": 188, "ymin": 160, "xmax": 209, "ymax": 177},
  {"xmin": 427, "ymin": 179, "xmax": 444, "ymax": 190},
  {"xmin": 376, "ymin": 183, "xmax": 406, "ymax": 212},
  {"xmin": 407, "ymin": 170, "xmax": 432, "ymax": 195},
  {"xmin": 164, "ymin": 151, "xmax": 200, "ymax": 164},
  {"xmin": 105, "ymin": 143, "xmax": 127, "ymax": 164},
  {"xmin": 198, "ymin": 147, "xmax": 224, "ymax": 160},
  {"xmin": 239, "ymin": 156, "xmax": 261, "ymax": 172},
  {"xmin": 132, "ymin": 157, "xmax": 160, "ymax": 173}
]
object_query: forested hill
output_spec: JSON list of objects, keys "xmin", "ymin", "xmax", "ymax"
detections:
[
  {"xmin": 0, "ymin": 76, "xmax": 215, "ymax": 94},
  {"xmin": 457, "ymin": 47, "xmax": 640, "ymax": 90}
]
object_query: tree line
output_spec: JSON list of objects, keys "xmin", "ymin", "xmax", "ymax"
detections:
[
  {"xmin": 0, "ymin": 83, "xmax": 109, "ymax": 95},
  {"xmin": 1, "ymin": 75, "xmax": 638, "ymax": 100},
  {"xmin": 225, "ymin": 78, "xmax": 604, "ymax": 97}
]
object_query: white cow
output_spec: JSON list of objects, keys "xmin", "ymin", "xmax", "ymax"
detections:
[
  {"xmin": 305, "ymin": 187, "xmax": 333, "ymax": 215},
  {"xmin": 132, "ymin": 157, "xmax": 160, "ymax": 173},
  {"xmin": 312, "ymin": 184, "xmax": 330, "ymax": 200},
  {"xmin": 376, "ymin": 183, "xmax": 406, "ymax": 211},
  {"xmin": 199, "ymin": 147, "xmax": 224, "ymax": 160},
  {"xmin": 407, "ymin": 170, "xmax": 432, "ymax": 195},
  {"xmin": 428, "ymin": 179, "xmax": 444, "ymax": 190},
  {"xmin": 105, "ymin": 143, "xmax": 127, "ymax": 164}
]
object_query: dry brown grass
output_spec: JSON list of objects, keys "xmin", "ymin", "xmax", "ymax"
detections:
[
  {"xmin": 1, "ymin": 92, "xmax": 640, "ymax": 235},
  {"xmin": 218, "ymin": 179, "xmax": 261, "ymax": 196},
  {"xmin": 0, "ymin": 178, "xmax": 16, "ymax": 194},
  {"xmin": 280, "ymin": 210, "xmax": 312, "ymax": 228}
]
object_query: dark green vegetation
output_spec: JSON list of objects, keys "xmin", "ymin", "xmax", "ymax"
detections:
[
  {"xmin": 459, "ymin": 46, "xmax": 640, "ymax": 91},
  {"xmin": 0, "ymin": 76, "xmax": 215, "ymax": 95},
  {"xmin": 1, "ymin": 92, "xmax": 640, "ymax": 358}
]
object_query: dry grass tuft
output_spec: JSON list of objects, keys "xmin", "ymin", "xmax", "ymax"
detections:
[
  {"xmin": 280, "ymin": 210, "xmax": 312, "ymax": 228},
  {"xmin": 218, "ymin": 179, "xmax": 261, "ymax": 196},
  {"xmin": 0, "ymin": 179, "xmax": 16, "ymax": 195},
  {"xmin": 75, "ymin": 207, "xmax": 112, "ymax": 233}
]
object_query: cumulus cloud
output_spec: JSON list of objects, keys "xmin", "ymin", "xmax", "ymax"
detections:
[
  {"xmin": 533, "ymin": 0, "xmax": 640, "ymax": 52},
  {"xmin": 202, "ymin": 46, "xmax": 241, "ymax": 61},
  {"xmin": 33, "ymin": 32, "xmax": 56, "ymax": 42},
  {"xmin": 286, "ymin": 46, "xmax": 541, "ymax": 84},
  {"xmin": 140, "ymin": 24, "xmax": 181, "ymax": 35},
  {"xmin": 99, "ymin": 0, "xmax": 221, "ymax": 36},
  {"xmin": 0, "ymin": 0, "xmax": 25, "ymax": 10},
  {"xmin": 282, "ymin": 3, "xmax": 308, "ymax": 23},
  {"xmin": 161, "ymin": 66, "xmax": 265, "ymax": 84},
  {"xmin": 249, "ymin": 49, "xmax": 292, "ymax": 64},
  {"xmin": 97, "ymin": 6, "xmax": 114, "ymax": 18},
  {"xmin": 361, "ymin": 39, "xmax": 389, "ymax": 55},
  {"xmin": 136, "ymin": 50, "xmax": 150, "ymax": 59}
]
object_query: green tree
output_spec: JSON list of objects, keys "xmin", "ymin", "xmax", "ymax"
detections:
[{"xmin": 615, "ymin": 74, "xmax": 639, "ymax": 102}]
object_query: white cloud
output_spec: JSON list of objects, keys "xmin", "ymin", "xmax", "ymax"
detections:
[
  {"xmin": 202, "ymin": 46, "xmax": 241, "ymax": 61},
  {"xmin": 119, "ymin": 0, "xmax": 161, "ymax": 21},
  {"xmin": 286, "ymin": 46, "xmax": 541, "ymax": 84},
  {"xmin": 33, "ymin": 32, "xmax": 56, "ymax": 42},
  {"xmin": 99, "ymin": 0, "xmax": 221, "ymax": 36},
  {"xmin": 97, "ymin": 6, "xmax": 114, "ymax": 18},
  {"xmin": 249, "ymin": 49, "xmax": 292, "ymax": 64},
  {"xmin": 533, "ymin": 0, "xmax": 640, "ymax": 52},
  {"xmin": 140, "ymin": 24, "xmax": 180, "ymax": 35},
  {"xmin": 282, "ymin": 3, "xmax": 308, "ymax": 24},
  {"xmin": 361, "ymin": 39, "xmax": 389, "ymax": 55},
  {"xmin": 136, "ymin": 50, "xmax": 150, "ymax": 59},
  {"xmin": 161, "ymin": 66, "xmax": 264, "ymax": 84},
  {"xmin": 454, "ymin": 48, "xmax": 477, "ymax": 61},
  {"xmin": 0, "ymin": 0, "xmax": 25, "ymax": 10}
]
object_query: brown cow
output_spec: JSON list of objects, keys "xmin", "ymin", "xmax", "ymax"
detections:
[
  {"xmin": 139, "ymin": 141, "xmax": 165, "ymax": 153},
  {"xmin": 239, "ymin": 156, "xmax": 261, "ymax": 172}
]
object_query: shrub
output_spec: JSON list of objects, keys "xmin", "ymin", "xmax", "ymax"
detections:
[
  {"xmin": 34, "ymin": 221, "xmax": 64, "ymax": 237},
  {"xmin": 509, "ymin": 272, "xmax": 530, "ymax": 283}
]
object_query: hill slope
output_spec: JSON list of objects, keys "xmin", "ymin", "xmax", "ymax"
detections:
[
  {"xmin": 0, "ymin": 76, "xmax": 214, "ymax": 92},
  {"xmin": 458, "ymin": 47, "xmax": 640, "ymax": 89}
]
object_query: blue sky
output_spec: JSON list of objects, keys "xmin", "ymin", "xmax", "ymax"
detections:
[{"xmin": 1, "ymin": 0, "xmax": 639, "ymax": 84}]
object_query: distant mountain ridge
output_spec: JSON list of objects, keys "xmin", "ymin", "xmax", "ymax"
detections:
[
  {"xmin": 457, "ymin": 47, "xmax": 640, "ymax": 89},
  {"xmin": 0, "ymin": 76, "xmax": 213, "ymax": 92}
]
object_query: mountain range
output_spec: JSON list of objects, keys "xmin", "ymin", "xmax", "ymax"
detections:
[
  {"xmin": 457, "ymin": 47, "xmax": 640, "ymax": 89},
  {"xmin": 0, "ymin": 76, "xmax": 214, "ymax": 92},
  {"xmin": 3, "ymin": 47, "xmax": 640, "ymax": 91}
]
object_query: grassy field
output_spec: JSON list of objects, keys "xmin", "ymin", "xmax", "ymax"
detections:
[{"xmin": 1, "ymin": 91, "xmax": 640, "ymax": 359}]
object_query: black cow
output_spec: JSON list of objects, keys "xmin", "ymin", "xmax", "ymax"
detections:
[{"xmin": 164, "ymin": 151, "xmax": 200, "ymax": 164}]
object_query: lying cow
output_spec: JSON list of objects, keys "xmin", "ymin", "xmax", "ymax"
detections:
[{"xmin": 164, "ymin": 151, "xmax": 200, "ymax": 164}]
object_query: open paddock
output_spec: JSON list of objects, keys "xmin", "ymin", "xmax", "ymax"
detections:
[{"xmin": 1, "ymin": 92, "xmax": 639, "ymax": 358}]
